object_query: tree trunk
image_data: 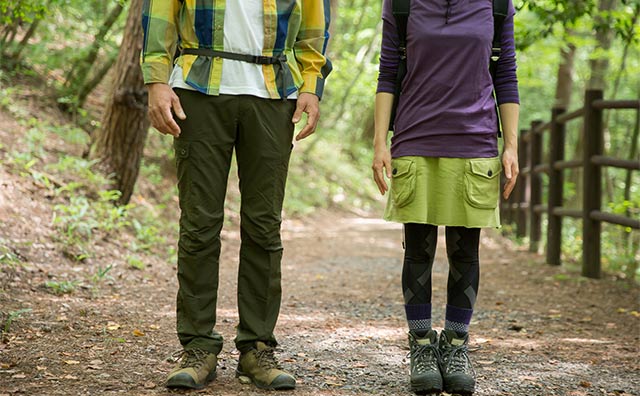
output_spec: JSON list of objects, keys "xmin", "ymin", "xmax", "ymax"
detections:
[
  {"xmin": 571, "ymin": 0, "xmax": 618, "ymax": 207},
  {"xmin": 8, "ymin": 18, "xmax": 41, "ymax": 65},
  {"xmin": 77, "ymin": 53, "xmax": 118, "ymax": 108},
  {"xmin": 553, "ymin": 32, "xmax": 576, "ymax": 109},
  {"xmin": 91, "ymin": 0, "xmax": 149, "ymax": 206},
  {"xmin": 587, "ymin": 0, "xmax": 617, "ymax": 91},
  {"xmin": 65, "ymin": 2, "xmax": 125, "ymax": 91}
]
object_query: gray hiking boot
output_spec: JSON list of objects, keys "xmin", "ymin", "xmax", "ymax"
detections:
[
  {"xmin": 408, "ymin": 330, "xmax": 443, "ymax": 394},
  {"xmin": 438, "ymin": 329, "xmax": 476, "ymax": 394},
  {"xmin": 236, "ymin": 341, "xmax": 296, "ymax": 390},
  {"xmin": 166, "ymin": 349, "xmax": 217, "ymax": 389}
]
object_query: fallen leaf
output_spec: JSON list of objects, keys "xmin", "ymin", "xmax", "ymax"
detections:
[
  {"xmin": 106, "ymin": 322, "xmax": 121, "ymax": 331},
  {"xmin": 143, "ymin": 381, "xmax": 156, "ymax": 389},
  {"xmin": 12, "ymin": 373, "xmax": 27, "ymax": 379},
  {"xmin": 149, "ymin": 325, "xmax": 160, "ymax": 330},
  {"xmin": 579, "ymin": 381, "xmax": 592, "ymax": 388},
  {"xmin": 132, "ymin": 329, "xmax": 145, "ymax": 337},
  {"xmin": 1, "ymin": 363, "xmax": 10, "ymax": 369},
  {"xmin": 36, "ymin": 366, "xmax": 47, "ymax": 371},
  {"xmin": 64, "ymin": 360, "xmax": 80, "ymax": 365},
  {"xmin": 63, "ymin": 374, "xmax": 78, "ymax": 380},
  {"xmin": 630, "ymin": 311, "xmax": 640, "ymax": 318},
  {"xmin": 617, "ymin": 308, "xmax": 628, "ymax": 314}
]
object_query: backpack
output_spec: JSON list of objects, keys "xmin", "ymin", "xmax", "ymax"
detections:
[{"xmin": 388, "ymin": 0, "xmax": 509, "ymax": 131}]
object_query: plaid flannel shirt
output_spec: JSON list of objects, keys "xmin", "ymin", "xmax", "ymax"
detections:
[{"xmin": 141, "ymin": 0, "xmax": 332, "ymax": 99}]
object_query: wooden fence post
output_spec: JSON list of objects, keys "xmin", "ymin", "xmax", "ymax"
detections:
[
  {"xmin": 516, "ymin": 129, "xmax": 528, "ymax": 238},
  {"xmin": 529, "ymin": 120, "xmax": 543, "ymax": 252},
  {"xmin": 547, "ymin": 107, "xmax": 566, "ymax": 265},
  {"xmin": 582, "ymin": 89, "xmax": 603, "ymax": 278}
]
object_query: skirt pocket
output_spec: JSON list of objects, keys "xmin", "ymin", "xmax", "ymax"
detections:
[
  {"xmin": 464, "ymin": 157, "xmax": 502, "ymax": 209},
  {"xmin": 390, "ymin": 158, "xmax": 417, "ymax": 208}
]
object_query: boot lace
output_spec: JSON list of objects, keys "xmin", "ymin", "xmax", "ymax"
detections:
[
  {"xmin": 173, "ymin": 349, "xmax": 210, "ymax": 370},
  {"xmin": 409, "ymin": 343, "xmax": 441, "ymax": 373},
  {"xmin": 440, "ymin": 344, "xmax": 475, "ymax": 376},
  {"xmin": 255, "ymin": 346, "xmax": 281, "ymax": 371}
]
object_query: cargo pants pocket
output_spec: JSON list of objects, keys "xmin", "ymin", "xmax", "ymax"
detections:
[
  {"xmin": 390, "ymin": 158, "xmax": 417, "ymax": 208},
  {"xmin": 464, "ymin": 157, "xmax": 502, "ymax": 209}
]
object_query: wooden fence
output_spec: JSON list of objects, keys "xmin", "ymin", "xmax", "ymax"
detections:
[{"xmin": 501, "ymin": 89, "xmax": 640, "ymax": 278}]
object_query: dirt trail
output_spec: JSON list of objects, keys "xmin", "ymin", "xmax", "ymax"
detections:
[{"xmin": 1, "ymin": 197, "xmax": 639, "ymax": 396}]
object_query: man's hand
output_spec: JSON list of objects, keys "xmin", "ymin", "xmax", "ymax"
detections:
[
  {"xmin": 292, "ymin": 92, "xmax": 320, "ymax": 141},
  {"xmin": 502, "ymin": 146, "xmax": 519, "ymax": 199},
  {"xmin": 147, "ymin": 83, "xmax": 186, "ymax": 137}
]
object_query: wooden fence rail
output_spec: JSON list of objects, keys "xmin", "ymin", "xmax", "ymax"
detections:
[{"xmin": 501, "ymin": 89, "xmax": 640, "ymax": 278}]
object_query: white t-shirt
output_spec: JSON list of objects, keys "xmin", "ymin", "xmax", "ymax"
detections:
[{"xmin": 169, "ymin": 0, "xmax": 270, "ymax": 98}]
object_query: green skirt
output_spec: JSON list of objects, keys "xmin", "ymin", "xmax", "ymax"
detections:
[{"xmin": 383, "ymin": 156, "xmax": 502, "ymax": 228}]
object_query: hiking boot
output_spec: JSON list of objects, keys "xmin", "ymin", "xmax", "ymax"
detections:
[
  {"xmin": 438, "ymin": 329, "xmax": 476, "ymax": 394},
  {"xmin": 408, "ymin": 330, "xmax": 443, "ymax": 394},
  {"xmin": 236, "ymin": 341, "xmax": 296, "ymax": 390},
  {"xmin": 166, "ymin": 349, "xmax": 217, "ymax": 389}
]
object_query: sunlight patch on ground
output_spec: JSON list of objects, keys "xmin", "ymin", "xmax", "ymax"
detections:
[{"xmin": 560, "ymin": 337, "xmax": 614, "ymax": 344}]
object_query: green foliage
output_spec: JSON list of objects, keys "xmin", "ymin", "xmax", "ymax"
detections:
[
  {"xmin": 44, "ymin": 280, "xmax": 78, "ymax": 295},
  {"xmin": 91, "ymin": 264, "xmax": 113, "ymax": 284},
  {"xmin": 1, "ymin": 308, "xmax": 32, "ymax": 338},
  {"xmin": 127, "ymin": 255, "xmax": 145, "ymax": 270},
  {"xmin": 0, "ymin": 245, "xmax": 22, "ymax": 267},
  {"xmin": 0, "ymin": 0, "xmax": 49, "ymax": 25}
]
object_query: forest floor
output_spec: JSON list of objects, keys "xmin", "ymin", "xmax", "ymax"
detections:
[{"xmin": 1, "ymin": 102, "xmax": 639, "ymax": 396}]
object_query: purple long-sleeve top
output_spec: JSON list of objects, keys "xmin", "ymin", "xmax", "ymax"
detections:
[{"xmin": 377, "ymin": 0, "xmax": 520, "ymax": 158}]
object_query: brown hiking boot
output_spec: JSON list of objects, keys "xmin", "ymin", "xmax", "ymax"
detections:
[
  {"xmin": 236, "ymin": 341, "xmax": 296, "ymax": 390},
  {"xmin": 166, "ymin": 349, "xmax": 217, "ymax": 389}
]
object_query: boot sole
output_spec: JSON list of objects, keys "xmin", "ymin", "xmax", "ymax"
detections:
[
  {"xmin": 444, "ymin": 382, "xmax": 475, "ymax": 395},
  {"xmin": 236, "ymin": 369, "xmax": 296, "ymax": 390},
  {"xmin": 411, "ymin": 383, "xmax": 443, "ymax": 395},
  {"xmin": 166, "ymin": 370, "xmax": 217, "ymax": 389}
]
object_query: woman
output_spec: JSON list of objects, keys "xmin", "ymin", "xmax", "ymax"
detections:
[{"xmin": 372, "ymin": 0, "xmax": 520, "ymax": 394}]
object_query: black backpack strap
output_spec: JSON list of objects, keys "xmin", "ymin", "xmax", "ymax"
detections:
[
  {"xmin": 491, "ymin": 0, "xmax": 508, "ymax": 137},
  {"xmin": 489, "ymin": 0, "xmax": 508, "ymax": 82},
  {"xmin": 389, "ymin": 0, "xmax": 410, "ymax": 131}
]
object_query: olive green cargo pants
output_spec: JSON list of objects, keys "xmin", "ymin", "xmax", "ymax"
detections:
[{"xmin": 173, "ymin": 89, "xmax": 296, "ymax": 354}]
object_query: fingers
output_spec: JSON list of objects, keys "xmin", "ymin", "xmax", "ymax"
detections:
[
  {"xmin": 372, "ymin": 155, "xmax": 391, "ymax": 195},
  {"xmin": 294, "ymin": 95, "xmax": 320, "ymax": 141},
  {"xmin": 295, "ymin": 107, "xmax": 319, "ymax": 141},
  {"xmin": 172, "ymin": 95, "xmax": 186, "ymax": 120},
  {"xmin": 292, "ymin": 103, "xmax": 304, "ymax": 124},
  {"xmin": 159, "ymin": 105, "xmax": 181, "ymax": 137},
  {"xmin": 502, "ymin": 163, "xmax": 519, "ymax": 200},
  {"xmin": 147, "ymin": 84, "xmax": 182, "ymax": 137},
  {"xmin": 503, "ymin": 178, "xmax": 516, "ymax": 200}
]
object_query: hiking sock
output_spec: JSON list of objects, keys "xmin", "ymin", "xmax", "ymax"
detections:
[
  {"xmin": 444, "ymin": 226, "xmax": 480, "ymax": 334},
  {"xmin": 405, "ymin": 304, "xmax": 432, "ymax": 336},
  {"xmin": 402, "ymin": 223, "xmax": 438, "ymax": 335}
]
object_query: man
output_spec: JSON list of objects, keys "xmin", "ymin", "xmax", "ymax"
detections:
[{"xmin": 141, "ymin": 0, "xmax": 331, "ymax": 391}]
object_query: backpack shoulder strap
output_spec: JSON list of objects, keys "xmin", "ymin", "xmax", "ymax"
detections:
[
  {"xmin": 389, "ymin": 0, "xmax": 410, "ymax": 131},
  {"xmin": 490, "ymin": 0, "xmax": 509, "ymax": 81},
  {"xmin": 392, "ymin": 0, "xmax": 410, "ymax": 53}
]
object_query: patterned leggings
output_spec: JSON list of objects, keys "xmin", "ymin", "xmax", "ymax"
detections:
[{"xmin": 403, "ymin": 223, "xmax": 480, "ymax": 322}]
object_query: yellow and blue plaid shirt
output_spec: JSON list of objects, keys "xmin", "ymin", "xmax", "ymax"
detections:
[{"xmin": 141, "ymin": 0, "xmax": 332, "ymax": 99}]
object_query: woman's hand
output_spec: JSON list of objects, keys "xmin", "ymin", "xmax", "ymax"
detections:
[
  {"xmin": 372, "ymin": 145, "xmax": 392, "ymax": 195},
  {"xmin": 502, "ymin": 146, "xmax": 519, "ymax": 199}
]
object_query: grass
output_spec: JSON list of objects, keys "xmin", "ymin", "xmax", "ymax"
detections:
[{"xmin": 44, "ymin": 280, "xmax": 78, "ymax": 295}]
